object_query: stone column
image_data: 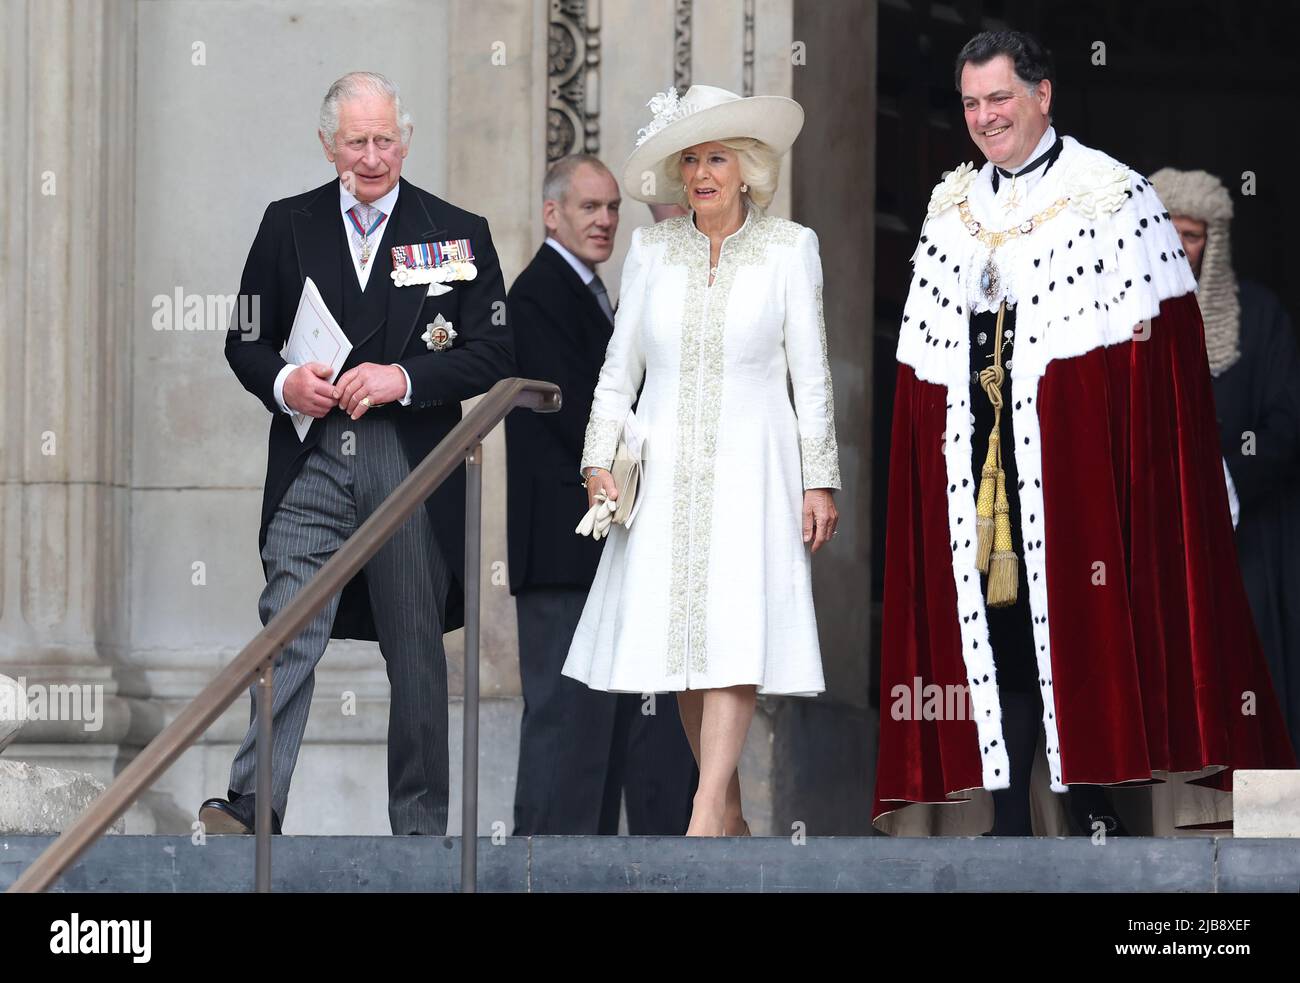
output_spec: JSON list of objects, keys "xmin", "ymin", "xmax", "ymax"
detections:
[
  {"xmin": 779, "ymin": 0, "xmax": 877, "ymax": 834},
  {"xmin": 0, "ymin": 0, "xmax": 141, "ymax": 785},
  {"xmin": 441, "ymin": 0, "xmax": 549, "ymax": 833}
]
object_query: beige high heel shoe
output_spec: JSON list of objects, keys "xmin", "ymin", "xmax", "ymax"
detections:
[{"xmin": 725, "ymin": 818, "xmax": 751, "ymax": 837}]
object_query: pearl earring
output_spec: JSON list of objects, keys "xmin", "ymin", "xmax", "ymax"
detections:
[{"xmin": 741, "ymin": 183, "xmax": 749, "ymax": 193}]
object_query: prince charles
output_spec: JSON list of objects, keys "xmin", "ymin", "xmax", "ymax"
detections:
[{"xmin": 202, "ymin": 72, "xmax": 514, "ymax": 835}]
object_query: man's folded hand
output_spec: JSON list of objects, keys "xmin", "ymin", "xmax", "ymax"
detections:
[
  {"xmin": 284, "ymin": 362, "xmax": 338, "ymax": 418},
  {"xmin": 335, "ymin": 362, "xmax": 408, "ymax": 419}
]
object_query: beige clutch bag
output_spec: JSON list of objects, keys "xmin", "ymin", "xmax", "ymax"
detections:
[
  {"xmin": 608, "ymin": 434, "xmax": 641, "ymax": 526},
  {"xmin": 575, "ymin": 411, "xmax": 644, "ymax": 539}
]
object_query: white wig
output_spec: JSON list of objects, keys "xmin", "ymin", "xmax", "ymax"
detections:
[{"xmin": 1149, "ymin": 167, "xmax": 1239, "ymax": 376}]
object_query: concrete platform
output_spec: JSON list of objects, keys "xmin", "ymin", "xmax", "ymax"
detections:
[{"xmin": 3, "ymin": 835, "xmax": 1299, "ymax": 892}]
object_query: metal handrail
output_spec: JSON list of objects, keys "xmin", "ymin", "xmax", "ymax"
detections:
[{"xmin": 7, "ymin": 377, "xmax": 562, "ymax": 894}]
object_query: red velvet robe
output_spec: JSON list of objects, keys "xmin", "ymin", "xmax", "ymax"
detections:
[{"xmin": 873, "ymin": 140, "xmax": 1297, "ymax": 833}]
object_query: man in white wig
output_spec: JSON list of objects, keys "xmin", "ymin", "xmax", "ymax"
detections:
[{"xmin": 1152, "ymin": 166, "xmax": 1300, "ymax": 761}]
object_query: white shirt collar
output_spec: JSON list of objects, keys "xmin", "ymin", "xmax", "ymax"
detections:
[
  {"xmin": 996, "ymin": 125, "xmax": 1056, "ymax": 176},
  {"xmin": 545, "ymin": 236, "xmax": 595, "ymax": 285},
  {"xmin": 339, "ymin": 178, "xmax": 401, "ymax": 218},
  {"xmin": 990, "ymin": 124, "xmax": 1057, "ymax": 205}
]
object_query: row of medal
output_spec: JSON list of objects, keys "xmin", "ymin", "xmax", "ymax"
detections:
[{"xmin": 390, "ymin": 240, "xmax": 478, "ymax": 287}]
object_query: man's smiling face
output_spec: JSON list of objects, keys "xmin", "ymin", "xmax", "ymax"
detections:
[{"xmin": 960, "ymin": 54, "xmax": 1051, "ymax": 169}]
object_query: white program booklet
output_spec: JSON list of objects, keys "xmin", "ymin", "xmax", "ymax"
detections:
[{"xmin": 283, "ymin": 277, "xmax": 352, "ymax": 441}]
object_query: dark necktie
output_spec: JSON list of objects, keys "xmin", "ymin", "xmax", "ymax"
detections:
[{"xmin": 589, "ymin": 274, "xmax": 615, "ymax": 325}]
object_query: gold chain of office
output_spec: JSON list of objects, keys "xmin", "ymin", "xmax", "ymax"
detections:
[
  {"xmin": 958, "ymin": 195, "xmax": 1071, "ymax": 305},
  {"xmin": 957, "ymin": 195, "xmax": 1070, "ymax": 249}
]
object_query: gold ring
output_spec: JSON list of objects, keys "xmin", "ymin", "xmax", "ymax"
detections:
[{"xmin": 361, "ymin": 396, "xmax": 372, "ymax": 408}]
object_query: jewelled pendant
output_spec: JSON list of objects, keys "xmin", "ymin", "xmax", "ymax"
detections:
[{"xmin": 979, "ymin": 256, "xmax": 1001, "ymax": 303}]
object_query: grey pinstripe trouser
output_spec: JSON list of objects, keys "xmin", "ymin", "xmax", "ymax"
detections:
[{"xmin": 229, "ymin": 408, "xmax": 450, "ymax": 834}]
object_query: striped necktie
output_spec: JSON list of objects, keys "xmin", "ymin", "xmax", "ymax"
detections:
[{"xmin": 347, "ymin": 203, "xmax": 387, "ymax": 268}]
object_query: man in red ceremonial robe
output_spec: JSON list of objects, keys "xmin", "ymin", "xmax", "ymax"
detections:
[{"xmin": 873, "ymin": 30, "xmax": 1297, "ymax": 836}]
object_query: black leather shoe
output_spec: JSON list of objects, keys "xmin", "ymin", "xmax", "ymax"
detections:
[
  {"xmin": 1088, "ymin": 811, "xmax": 1130, "ymax": 837},
  {"xmin": 198, "ymin": 794, "xmax": 282, "ymax": 835},
  {"xmin": 1066, "ymin": 784, "xmax": 1129, "ymax": 837}
]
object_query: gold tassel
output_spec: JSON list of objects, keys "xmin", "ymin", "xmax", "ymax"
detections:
[
  {"xmin": 974, "ymin": 426, "xmax": 999, "ymax": 572},
  {"xmin": 987, "ymin": 469, "xmax": 1019, "ymax": 607}
]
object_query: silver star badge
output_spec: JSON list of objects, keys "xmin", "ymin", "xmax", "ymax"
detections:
[{"xmin": 421, "ymin": 314, "xmax": 457, "ymax": 351}]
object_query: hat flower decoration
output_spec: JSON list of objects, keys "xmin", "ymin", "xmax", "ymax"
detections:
[{"xmin": 636, "ymin": 87, "xmax": 692, "ymax": 147}]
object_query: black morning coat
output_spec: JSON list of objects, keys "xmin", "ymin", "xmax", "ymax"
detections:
[
  {"xmin": 224, "ymin": 176, "xmax": 515, "ymax": 637},
  {"xmin": 504, "ymin": 242, "xmax": 615, "ymax": 594}
]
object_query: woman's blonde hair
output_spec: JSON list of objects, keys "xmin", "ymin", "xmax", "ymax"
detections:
[{"xmin": 673, "ymin": 137, "xmax": 781, "ymax": 210}]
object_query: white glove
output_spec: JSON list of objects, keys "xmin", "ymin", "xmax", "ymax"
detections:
[{"xmin": 575, "ymin": 493, "xmax": 618, "ymax": 540}]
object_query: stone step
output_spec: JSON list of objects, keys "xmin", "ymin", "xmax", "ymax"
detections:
[{"xmin": 3, "ymin": 835, "xmax": 1299, "ymax": 892}]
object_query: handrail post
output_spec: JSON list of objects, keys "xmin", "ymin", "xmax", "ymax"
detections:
[
  {"xmin": 255, "ymin": 659, "xmax": 274, "ymax": 893},
  {"xmin": 461, "ymin": 443, "xmax": 483, "ymax": 893}
]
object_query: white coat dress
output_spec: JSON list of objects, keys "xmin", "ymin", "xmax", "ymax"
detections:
[{"xmin": 561, "ymin": 205, "xmax": 840, "ymax": 695}]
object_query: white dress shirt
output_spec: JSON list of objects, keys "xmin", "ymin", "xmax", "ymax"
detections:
[
  {"xmin": 273, "ymin": 179, "xmax": 412, "ymax": 414},
  {"xmin": 992, "ymin": 124, "xmax": 1058, "ymax": 208},
  {"xmin": 1223, "ymin": 458, "xmax": 1241, "ymax": 529},
  {"xmin": 545, "ymin": 236, "xmax": 596, "ymax": 284}
]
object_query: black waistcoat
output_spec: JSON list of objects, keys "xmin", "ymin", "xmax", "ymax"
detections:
[
  {"xmin": 967, "ymin": 144, "xmax": 1065, "ymax": 696},
  {"xmin": 969, "ymin": 304, "xmax": 1038, "ymax": 693},
  {"xmin": 336, "ymin": 209, "xmax": 401, "ymax": 417}
]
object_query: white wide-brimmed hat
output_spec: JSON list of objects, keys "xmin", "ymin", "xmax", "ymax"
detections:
[{"xmin": 622, "ymin": 84, "xmax": 805, "ymax": 204}]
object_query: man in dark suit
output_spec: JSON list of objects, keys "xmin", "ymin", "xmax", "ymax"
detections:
[
  {"xmin": 201, "ymin": 72, "xmax": 513, "ymax": 835},
  {"xmin": 505, "ymin": 154, "xmax": 697, "ymax": 835}
]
